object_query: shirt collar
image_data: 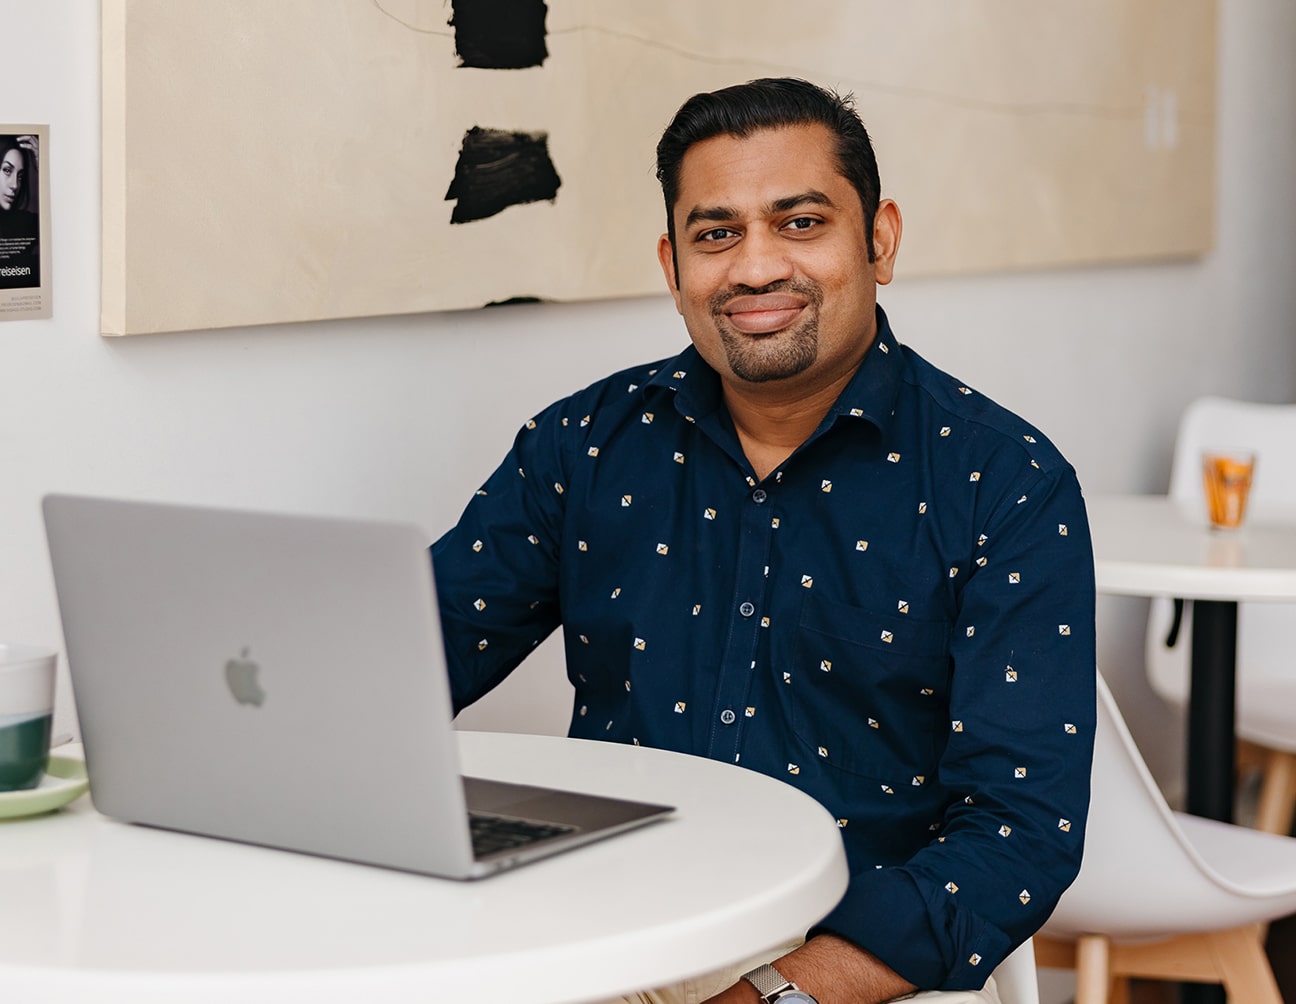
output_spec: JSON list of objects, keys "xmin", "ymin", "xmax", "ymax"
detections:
[
  {"xmin": 642, "ymin": 304, "xmax": 905, "ymax": 436},
  {"xmin": 641, "ymin": 345, "xmax": 722, "ymax": 421},
  {"xmin": 826, "ymin": 304, "xmax": 903, "ymax": 438}
]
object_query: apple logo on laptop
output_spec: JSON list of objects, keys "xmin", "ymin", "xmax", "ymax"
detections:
[{"xmin": 224, "ymin": 647, "xmax": 266, "ymax": 706}]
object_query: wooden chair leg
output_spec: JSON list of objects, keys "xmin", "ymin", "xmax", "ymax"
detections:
[
  {"xmin": 1254, "ymin": 749, "xmax": 1296, "ymax": 836},
  {"xmin": 1035, "ymin": 927, "xmax": 1283, "ymax": 1004},
  {"xmin": 1031, "ymin": 934, "xmax": 1076, "ymax": 970},
  {"xmin": 1074, "ymin": 934, "xmax": 1113, "ymax": 1004},
  {"xmin": 1209, "ymin": 925, "xmax": 1283, "ymax": 1004},
  {"xmin": 1236, "ymin": 739, "xmax": 1269, "ymax": 777}
]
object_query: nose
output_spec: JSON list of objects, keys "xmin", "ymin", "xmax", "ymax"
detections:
[{"xmin": 726, "ymin": 227, "xmax": 794, "ymax": 290}]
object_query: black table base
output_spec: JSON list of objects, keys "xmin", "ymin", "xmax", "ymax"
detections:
[
  {"xmin": 1186, "ymin": 600, "xmax": 1238, "ymax": 823},
  {"xmin": 1181, "ymin": 599, "xmax": 1240, "ymax": 1004}
]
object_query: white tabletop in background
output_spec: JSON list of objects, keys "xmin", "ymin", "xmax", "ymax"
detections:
[
  {"xmin": 0, "ymin": 732, "xmax": 848, "ymax": 1004},
  {"xmin": 1087, "ymin": 494, "xmax": 1296, "ymax": 601}
]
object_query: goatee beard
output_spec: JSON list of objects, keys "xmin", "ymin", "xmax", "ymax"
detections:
[{"xmin": 708, "ymin": 279, "xmax": 824, "ymax": 383}]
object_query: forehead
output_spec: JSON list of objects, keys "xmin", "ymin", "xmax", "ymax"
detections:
[
  {"xmin": 673, "ymin": 123, "xmax": 850, "ymax": 219},
  {"xmin": 2, "ymin": 149, "xmax": 23, "ymax": 170}
]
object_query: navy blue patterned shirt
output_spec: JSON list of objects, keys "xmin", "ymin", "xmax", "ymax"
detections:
[{"xmin": 431, "ymin": 306, "xmax": 1096, "ymax": 990}]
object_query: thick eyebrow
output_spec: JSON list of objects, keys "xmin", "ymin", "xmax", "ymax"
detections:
[
  {"xmin": 770, "ymin": 189, "xmax": 837, "ymax": 214},
  {"xmin": 683, "ymin": 189, "xmax": 839, "ymax": 231},
  {"xmin": 684, "ymin": 204, "xmax": 740, "ymax": 230}
]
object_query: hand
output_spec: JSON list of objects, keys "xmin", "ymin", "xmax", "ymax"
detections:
[
  {"xmin": 16, "ymin": 135, "xmax": 38, "ymax": 165},
  {"xmin": 701, "ymin": 935, "xmax": 917, "ymax": 1004}
]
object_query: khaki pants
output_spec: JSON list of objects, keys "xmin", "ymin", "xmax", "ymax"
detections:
[{"xmin": 607, "ymin": 940, "xmax": 1003, "ymax": 1004}]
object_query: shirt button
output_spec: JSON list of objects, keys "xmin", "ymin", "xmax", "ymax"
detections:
[
  {"xmin": 720, "ymin": 709, "xmax": 737, "ymax": 725},
  {"xmin": 739, "ymin": 601, "xmax": 755, "ymax": 618},
  {"xmin": 752, "ymin": 489, "xmax": 768, "ymax": 504}
]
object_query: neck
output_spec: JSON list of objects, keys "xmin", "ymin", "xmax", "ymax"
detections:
[{"xmin": 723, "ymin": 367, "xmax": 856, "ymax": 481}]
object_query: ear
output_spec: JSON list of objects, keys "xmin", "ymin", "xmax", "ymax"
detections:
[
  {"xmin": 870, "ymin": 199, "xmax": 903, "ymax": 286},
  {"xmin": 657, "ymin": 233, "xmax": 684, "ymax": 314}
]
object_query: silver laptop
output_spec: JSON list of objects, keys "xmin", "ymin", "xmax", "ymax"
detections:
[{"xmin": 42, "ymin": 493, "xmax": 672, "ymax": 878}]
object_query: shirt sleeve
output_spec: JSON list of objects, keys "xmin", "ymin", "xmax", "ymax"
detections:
[
  {"xmin": 811, "ymin": 465, "xmax": 1096, "ymax": 990},
  {"xmin": 430, "ymin": 402, "xmax": 572, "ymax": 713}
]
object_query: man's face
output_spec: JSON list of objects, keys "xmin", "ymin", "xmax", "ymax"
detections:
[{"xmin": 657, "ymin": 123, "xmax": 895, "ymax": 394}]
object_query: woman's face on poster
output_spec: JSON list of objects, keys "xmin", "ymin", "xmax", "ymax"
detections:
[{"xmin": 0, "ymin": 149, "xmax": 26, "ymax": 210}]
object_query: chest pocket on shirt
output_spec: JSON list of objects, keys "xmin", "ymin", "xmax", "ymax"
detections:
[{"xmin": 789, "ymin": 595, "xmax": 952, "ymax": 780}]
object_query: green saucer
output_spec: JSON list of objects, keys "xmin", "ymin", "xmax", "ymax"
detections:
[{"xmin": 0, "ymin": 755, "xmax": 90, "ymax": 820}]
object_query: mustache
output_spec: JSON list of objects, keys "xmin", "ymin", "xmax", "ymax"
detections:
[{"xmin": 708, "ymin": 279, "xmax": 823, "ymax": 317}]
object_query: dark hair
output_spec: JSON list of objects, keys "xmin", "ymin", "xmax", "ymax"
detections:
[
  {"xmin": 655, "ymin": 77, "xmax": 881, "ymax": 262},
  {"xmin": 0, "ymin": 136, "xmax": 33, "ymax": 212}
]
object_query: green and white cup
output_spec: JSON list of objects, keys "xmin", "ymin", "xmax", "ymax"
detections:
[{"xmin": 0, "ymin": 644, "xmax": 57, "ymax": 792}]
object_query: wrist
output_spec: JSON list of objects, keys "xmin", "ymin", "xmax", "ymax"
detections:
[
  {"xmin": 752, "ymin": 934, "xmax": 919, "ymax": 1004},
  {"xmin": 741, "ymin": 962, "xmax": 820, "ymax": 1004}
]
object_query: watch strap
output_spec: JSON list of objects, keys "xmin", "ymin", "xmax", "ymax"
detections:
[{"xmin": 741, "ymin": 962, "xmax": 819, "ymax": 1003}]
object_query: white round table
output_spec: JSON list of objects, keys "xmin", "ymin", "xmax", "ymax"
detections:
[
  {"xmin": 1087, "ymin": 494, "xmax": 1296, "ymax": 822},
  {"xmin": 1088, "ymin": 495, "xmax": 1296, "ymax": 601},
  {"xmin": 0, "ymin": 732, "xmax": 848, "ymax": 1003}
]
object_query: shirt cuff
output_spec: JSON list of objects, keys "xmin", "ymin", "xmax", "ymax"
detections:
[{"xmin": 809, "ymin": 866, "xmax": 1013, "ymax": 991}]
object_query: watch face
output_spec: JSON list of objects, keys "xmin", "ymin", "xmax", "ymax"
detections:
[{"xmin": 774, "ymin": 994, "xmax": 817, "ymax": 1003}]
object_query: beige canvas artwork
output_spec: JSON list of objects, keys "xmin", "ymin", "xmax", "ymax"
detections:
[{"xmin": 101, "ymin": 0, "xmax": 1216, "ymax": 336}]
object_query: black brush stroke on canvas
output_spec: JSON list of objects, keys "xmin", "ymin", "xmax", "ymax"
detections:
[
  {"xmin": 445, "ymin": 126, "xmax": 562, "ymax": 224},
  {"xmin": 485, "ymin": 296, "xmax": 543, "ymax": 306},
  {"xmin": 449, "ymin": 0, "xmax": 548, "ymax": 70}
]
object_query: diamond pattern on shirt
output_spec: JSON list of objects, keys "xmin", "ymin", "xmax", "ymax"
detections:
[{"xmin": 431, "ymin": 307, "xmax": 1096, "ymax": 989}]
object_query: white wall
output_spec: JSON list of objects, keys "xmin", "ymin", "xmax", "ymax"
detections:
[{"xmin": 4, "ymin": 2, "xmax": 1295, "ymax": 796}]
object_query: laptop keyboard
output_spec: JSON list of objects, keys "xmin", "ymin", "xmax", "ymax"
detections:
[{"xmin": 469, "ymin": 812, "xmax": 578, "ymax": 858}]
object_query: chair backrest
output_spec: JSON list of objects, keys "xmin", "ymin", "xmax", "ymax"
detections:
[
  {"xmin": 1147, "ymin": 396, "xmax": 1296, "ymax": 705},
  {"xmin": 1042, "ymin": 673, "xmax": 1282, "ymax": 939},
  {"xmin": 991, "ymin": 937, "xmax": 1039, "ymax": 1004}
]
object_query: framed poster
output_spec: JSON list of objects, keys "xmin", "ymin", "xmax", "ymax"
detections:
[{"xmin": 1, "ymin": 126, "xmax": 51, "ymax": 322}]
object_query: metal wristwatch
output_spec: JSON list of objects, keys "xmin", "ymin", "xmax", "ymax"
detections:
[{"xmin": 741, "ymin": 963, "xmax": 820, "ymax": 1004}]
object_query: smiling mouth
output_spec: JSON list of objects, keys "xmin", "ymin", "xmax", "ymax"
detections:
[{"xmin": 722, "ymin": 294, "xmax": 807, "ymax": 335}]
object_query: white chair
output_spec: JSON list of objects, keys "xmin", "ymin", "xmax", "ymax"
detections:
[
  {"xmin": 989, "ymin": 938, "xmax": 1040, "ymax": 1004},
  {"xmin": 1034, "ymin": 673, "xmax": 1296, "ymax": 1003},
  {"xmin": 854, "ymin": 940, "xmax": 1038, "ymax": 1003},
  {"xmin": 1145, "ymin": 395, "xmax": 1296, "ymax": 833}
]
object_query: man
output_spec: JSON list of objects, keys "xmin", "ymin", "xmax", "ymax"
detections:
[{"xmin": 432, "ymin": 78, "xmax": 1096, "ymax": 1003}]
